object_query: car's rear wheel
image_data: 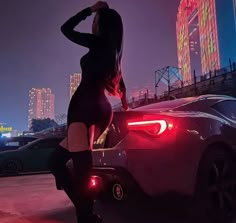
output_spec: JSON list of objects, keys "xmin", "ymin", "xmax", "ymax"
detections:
[
  {"xmin": 194, "ymin": 147, "xmax": 236, "ymax": 223},
  {"xmin": 2, "ymin": 160, "xmax": 22, "ymax": 175}
]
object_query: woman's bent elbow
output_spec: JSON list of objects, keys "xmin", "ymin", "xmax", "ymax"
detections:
[{"xmin": 60, "ymin": 25, "xmax": 67, "ymax": 35}]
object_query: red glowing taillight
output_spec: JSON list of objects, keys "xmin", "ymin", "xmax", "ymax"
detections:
[
  {"xmin": 88, "ymin": 176, "xmax": 102, "ymax": 190},
  {"xmin": 127, "ymin": 115, "xmax": 174, "ymax": 136}
]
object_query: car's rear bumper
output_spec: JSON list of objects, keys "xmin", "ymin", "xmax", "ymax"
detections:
[{"xmin": 91, "ymin": 166, "xmax": 145, "ymax": 196}]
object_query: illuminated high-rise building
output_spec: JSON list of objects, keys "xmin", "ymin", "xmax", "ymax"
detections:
[
  {"xmin": 28, "ymin": 88, "xmax": 55, "ymax": 129},
  {"xmin": 176, "ymin": 0, "xmax": 236, "ymax": 84},
  {"xmin": 69, "ymin": 73, "xmax": 82, "ymax": 99}
]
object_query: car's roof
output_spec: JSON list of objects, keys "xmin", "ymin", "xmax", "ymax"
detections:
[{"xmin": 134, "ymin": 94, "xmax": 235, "ymax": 111}]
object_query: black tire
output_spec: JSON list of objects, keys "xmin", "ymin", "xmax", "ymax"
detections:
[
  {"xmin": 193, "ymin": 147, "xmax": 236, "ymax": 223},
  {"xmin": 2, "ymin": 160, "xmax": 22, "ymax": 175}
]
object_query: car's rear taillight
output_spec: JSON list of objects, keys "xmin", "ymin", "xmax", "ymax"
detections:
[
  {"xmin": 127, "ymin": 115, "xmax": 174, "ymax": 136},
  {"xmin": 88, "ymin": 175, "xmax": 104, "ymax": 198},
  {"xmin": 88, "ymin": 176, "xmax": 103, "ymax": 189}
]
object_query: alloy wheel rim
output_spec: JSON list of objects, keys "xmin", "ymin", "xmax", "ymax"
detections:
[{"xmin": 207, "ymin": 158, "xmax": 236, "ymax": 216}]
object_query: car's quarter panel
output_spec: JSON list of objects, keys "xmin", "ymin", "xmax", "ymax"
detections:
[
  {"xmin": 166, "ymin": 113, "xmax": 233, "ymax": 196},
  {"xmin": 123, "ymin": 115, "xmax": 192, "ymax": 196}
]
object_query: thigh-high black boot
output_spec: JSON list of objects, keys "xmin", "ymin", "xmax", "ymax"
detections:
[
  {"xmin": 48, "ymin": 146, "xmax": 78, "ymax": 205},
  {"xmin": 71, "ymin": 150, "xmax": 102, "ymax": 223}
]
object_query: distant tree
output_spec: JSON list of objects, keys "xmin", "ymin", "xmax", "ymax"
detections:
[
  {"xmin": 55, "ymin": 113, "xmax": 67, "ymax": 125},
  {"xmin": 30, "ymin": 118, "xmax": 59, "ymax": 132}
]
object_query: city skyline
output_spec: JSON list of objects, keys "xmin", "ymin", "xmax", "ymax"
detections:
[{"xmin": 1, "ymin": 0, "xmax": 180, "ymax": 130}]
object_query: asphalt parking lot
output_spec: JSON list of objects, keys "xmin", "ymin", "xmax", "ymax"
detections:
[{"xmin": 0, "ymin": 173, "xmax": 226, "ymax": 223}]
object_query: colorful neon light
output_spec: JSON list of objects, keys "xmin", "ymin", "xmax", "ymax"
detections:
[{"xmin": 176, "ymin": 0, "xmax": 220, "ymax": 84}]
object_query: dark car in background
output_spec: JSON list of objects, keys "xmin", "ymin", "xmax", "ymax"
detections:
[
  {"xmin": 0, "ymin": 136, "xmax": 37, "ymax": 152},
  {"xmin": 0, "ymin": 137, "xmax": 63, "ymax": 175}
]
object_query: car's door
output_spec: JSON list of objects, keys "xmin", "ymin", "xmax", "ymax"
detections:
[{"xmin": 22, "ymin": 138, "xmax": 62, "ymax": 172}]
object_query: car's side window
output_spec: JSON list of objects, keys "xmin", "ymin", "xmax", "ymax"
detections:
[
  {"xmin": 32, "ymin": 138, "xmax": 61, "ymax": 150},
  {"xmin": 6, "ymin": 142, "xmax": 20, "ymax": 146},
  {"xmin": 212, "ymin": 100, "xmax": 236, "ymax": 121}
]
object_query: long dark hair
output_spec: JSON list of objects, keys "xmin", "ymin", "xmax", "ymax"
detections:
[{"xmin": 97, "ymin": 8, "xmax": 123, "ymax": 96}]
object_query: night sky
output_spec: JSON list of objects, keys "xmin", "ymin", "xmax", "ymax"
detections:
[{"xmin": 0, "ymin": 0, "xmax": 180, "ymax": 130}]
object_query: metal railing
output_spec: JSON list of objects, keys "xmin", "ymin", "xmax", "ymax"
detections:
[{"xmin": 113, "ymin": 62, "xmax": 236, "ymax": 111}]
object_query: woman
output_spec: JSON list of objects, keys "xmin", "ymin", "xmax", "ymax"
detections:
[{"xmin": 49, "ymin": 1, "xmax": 128, "ymax": 223}]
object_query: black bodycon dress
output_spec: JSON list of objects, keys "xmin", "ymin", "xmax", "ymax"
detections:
[{"xmin": 61, "ymin": 8, "xmax": 113, "ymax": 133}]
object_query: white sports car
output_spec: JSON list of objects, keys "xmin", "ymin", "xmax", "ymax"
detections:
[{"xmin": 90, "ymin": 94, "xmax": 236, "ymax": 222}]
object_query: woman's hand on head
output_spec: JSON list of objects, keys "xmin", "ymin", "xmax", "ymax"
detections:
[{"xmin": 90, "ymin": 1, "xmax": 109, "ymax": 12}]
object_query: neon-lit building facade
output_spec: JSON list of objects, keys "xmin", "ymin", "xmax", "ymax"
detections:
[
  {"xmin": 177, "ymin": 0, "xmax": 236, "ymax": 84},
  {"xmin": 28, "ymin": 88, "xmax": 55, "ymax": 129},
  {"xmin": 69, "ymin": 73, "xmax": 82, "ymax": 99},
  {"xmin": 177, "ymin": 0, "xmax": 197, "ymax": 84}
]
